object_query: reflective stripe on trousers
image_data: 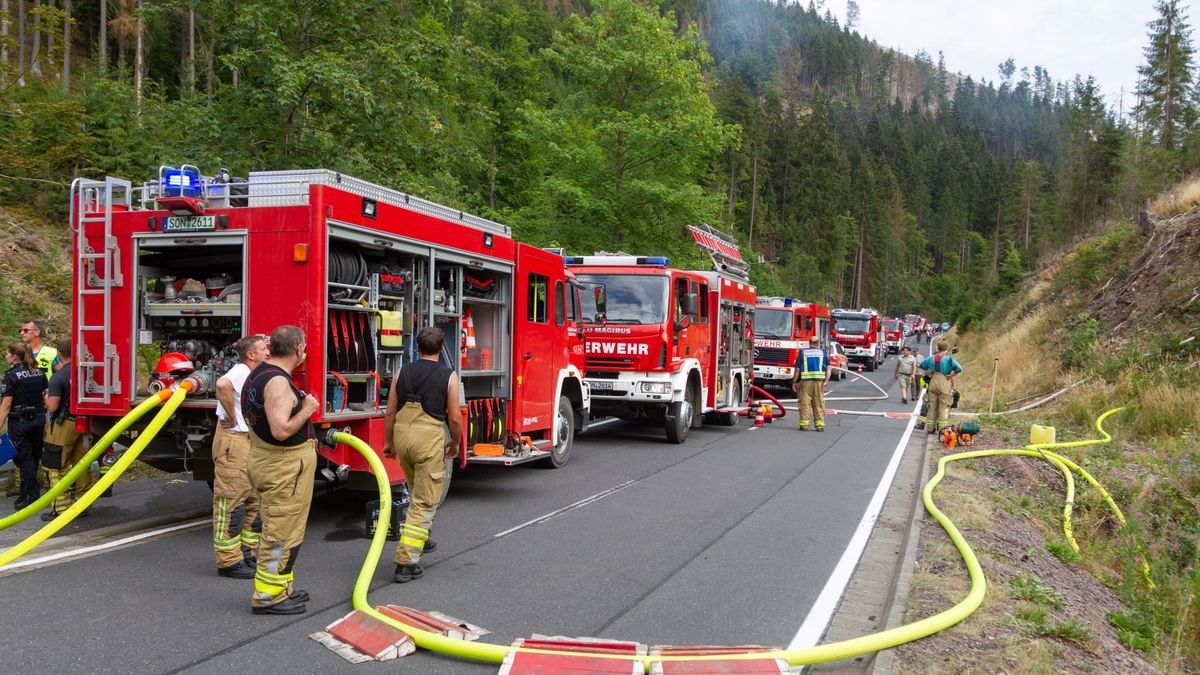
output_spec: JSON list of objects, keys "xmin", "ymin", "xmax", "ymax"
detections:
[
  {"xmin": 246, "ymin": 434, "xmax": 316, "ymax": 608},
  {"xmin": 797, "ymin": 380, "xmax": 825, "ymax": 429},
  {"xmin": 392, "ymin": 402, "xmax": 447, "ymax": 566},
  {"xmin": 211, "ymin": 425, "xmax": 261, "ymax": 568}
]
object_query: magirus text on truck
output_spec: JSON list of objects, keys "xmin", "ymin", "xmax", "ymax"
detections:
[
  {"xmin": 69, "ymin": 166, "xmax": 590, "ymax": 488},
  {"xmin": 566, "ymin": 225, "xmax": 756, "ymax": 444}
]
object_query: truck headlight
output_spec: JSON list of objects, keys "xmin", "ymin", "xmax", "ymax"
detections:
[{"xmin": 639, "ymin": 381, "xmax": 671, "ymax": 394}]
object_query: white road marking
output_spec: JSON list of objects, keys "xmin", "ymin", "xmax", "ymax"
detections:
[
  {"xmin": 787, "ymin": 394, "xmax": 924, "ymax": 650},
  {"xmin": 493, "ymin": 480, "xmax": 639, "ymax": 538},
  {"xmin": 0, "ymin": 518, "xmax": 209, "ymax": 573}
]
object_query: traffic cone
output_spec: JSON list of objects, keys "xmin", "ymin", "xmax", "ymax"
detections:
[
  {"xmin": 754, "ymin": 405, "xmax": 764, "ymax": 426},
  {"xmin": 857, "ymin": 362, "xmax": 864, "ymax": 374}
]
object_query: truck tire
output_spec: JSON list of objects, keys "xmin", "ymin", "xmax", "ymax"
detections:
[
  {"xmin": 665, "ymin": 399, "xmax": 692, "ymax": 444},
  {"xmin": 865, "ymin": 357, "xmax": 876, "ymax": 372},
  {"xmin": 545, "ymin": 396, "xmax": 574, "ymax": 468}
]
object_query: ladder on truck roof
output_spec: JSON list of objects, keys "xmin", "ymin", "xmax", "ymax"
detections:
[{"xmin": 70, "ymin": 176, "xmax": 127, "ymax": 404}]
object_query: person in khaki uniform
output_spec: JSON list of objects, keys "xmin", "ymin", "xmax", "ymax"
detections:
[
  {"xmin": 41, "ymin": 339, "xmax": 91, "ymax": 519},
  {"xmin": 918, "ymin": 341, "xmax": 962, "ymax": 434},
  {"xmin": 242, "ymin": 325, "xmax": 320, "ymax": 615},
  {"xmin": 211, "ymin": 335, "xmax": 269, "ymax": 578},
  {"xmin": 383, "ymin": 326, "xmax": 462, "ymax": 583},
  {"xmin": 791, "ymin": 334, "xmax": 832, "ymax": 431}
]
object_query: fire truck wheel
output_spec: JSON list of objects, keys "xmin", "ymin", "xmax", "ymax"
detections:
[
  {"xmin": 546, "ymin": 396, "xmax": 574, "ymax": 468},
  {"xmin": 665, "ymin": 399, "xmax": 692, "ymax": 444},
  {"xmin": 865, "ymin": 357, "xmax": 876, "ymax": 372}
]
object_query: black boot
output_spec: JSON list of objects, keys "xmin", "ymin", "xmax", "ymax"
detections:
[
  {"xmin": 394, "ymin": 563, "xmax": 424, "ymax": 583},
  {"xmin": 252, "ymin": 597, "xmax": 307, "ymax": 615}
]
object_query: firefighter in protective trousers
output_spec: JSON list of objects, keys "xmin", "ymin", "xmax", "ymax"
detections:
[
  {"xmin": 212, "ymin": 335, "xmax": 268, "ymax": 579},
  {"xmin": 918, "ymin": 342, "xmax": 962, "ymax": 433},
  {"xmin": 242, "ymin": 326, "xmax": 320, "ymax": 615},
  {"xmin": 792, "ymin": 335, "xmax": 832, "ymax": 431},
  {"xmin": 383, "ymin": 326, "xmax": 462, "ymax": 583},
  {"xmin": 41, "ymin": 339, "xmax": 91, "ymax": 519}
]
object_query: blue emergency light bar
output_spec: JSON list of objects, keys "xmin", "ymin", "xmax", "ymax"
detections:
[
  {"xmin": 564, "ymin": 255, "xmax": 669, "ymax": 267},
  {"xmin": 162, "ymin": 167, "xmax": 202, "ymax": 198}
]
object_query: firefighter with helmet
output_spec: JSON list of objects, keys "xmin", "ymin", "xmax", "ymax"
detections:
[{"xmin": 791, "ymin": 334, "xmax": 832, "ymax": 432}]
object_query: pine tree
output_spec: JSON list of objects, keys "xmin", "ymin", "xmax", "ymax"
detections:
[{"xmin": 1135, "ymin": 0, "xmax": 1197, "ymax": 151}]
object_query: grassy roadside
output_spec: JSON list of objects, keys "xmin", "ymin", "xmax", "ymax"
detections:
[{"xmin": 893, "ymin": 206, "xmax": 1200, "ymax": 672}]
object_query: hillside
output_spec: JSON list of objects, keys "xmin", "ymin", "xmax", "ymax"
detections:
[
  {"xmin": 0, "ymin": 205, "xmax": 72, "ymax": 341},
  {"xmin": 891, "ymin": 180, "xmax": 1200, "ymax": 673}
]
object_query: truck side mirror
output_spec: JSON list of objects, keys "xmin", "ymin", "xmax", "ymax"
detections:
[
  {"xmin": 593, "ymin": 285, "xmax": 607, "ymax": 325},
  {"xmin": 674, "ymin": 314, "xmax": 692, "ymax": 332},
  {"xmin": 682, "ymin": 292, "xmax": 699, "ymax": 318}
]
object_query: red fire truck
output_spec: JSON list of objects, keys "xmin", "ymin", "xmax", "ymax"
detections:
[
  {"xmin": 751, "ymin": 297, "xmax": 831, "ymax": 389},
  {"xmin": 68, "ymin": 166, "xmax": 590, "ymax": 488},
  {"xmin": 830, "ymin": 307, "xmax": 886, "ymax": 371},
  {"xmin": 565, "ymin": 225, "xmax": 756, "ymax": 444},
  {"xmin": 882, "ymin": 317, "xmax": 905, "ymax": 354}
]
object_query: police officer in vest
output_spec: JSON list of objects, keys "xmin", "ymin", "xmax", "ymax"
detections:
[
  {"xmin": 1, "ymin": 343, "xmax": 49, "ymax": 508},
  {"xmin": 383, "ymin": 326, "xmax": 462, "ymax": 583},
  {"xmin": 242, "ymin": 325, "xmax": 320, "ymax": 615},
  {"xmin": 791, "ymin": 334, "xmax": 832, "ymax": 431}
]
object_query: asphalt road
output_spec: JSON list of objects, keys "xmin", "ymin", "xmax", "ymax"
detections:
[{"xmin": 0, "ymin": 346, "xmax": 923, "ymax": 674}]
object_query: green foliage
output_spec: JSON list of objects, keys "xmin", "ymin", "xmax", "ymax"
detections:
[
  {"xmin": 998, "ymin": 241, "xmax": 1023, "ymax": 292},
  {"xmin": 1107, "ymin": 610, "xmax": 1158, "ymax": 652},
  {"xmin": 1062, "ymin": 314, "xmax": 1099, "ymax": 369},
  {"xmin": 1004, "ymin": 604, "xmax": 1093, "ymax": 646},
  {"xmin": 1045, "ymin": 540, "xmax": 1078, "ymax": 563},
  {"xmin": 1009, "ymin": 573, "xmax": 1066, "ymax": 609}
]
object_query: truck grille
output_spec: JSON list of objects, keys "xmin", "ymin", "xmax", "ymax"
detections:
[
  {"xmin": 587, "ymin": 356, "xmax": 636, "ymax": 370},
  {"xmin": 754, "ymin": 347, "xmax": 791, "ymax": 365}
]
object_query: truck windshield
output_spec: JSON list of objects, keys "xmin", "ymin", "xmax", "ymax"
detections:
[
  {"xmin": 883, "ymin": 320, "xmax": 900, "ymax": 332},
  {"xmin": 577, "ymin": 274, "xmax": 669, "ymax": 325},
  {"xmin": 834, "ymin": 316, "xmax": 871, "ymax": 334},
  {"xmin": 755, "ymin": 308, "xmax": 792, "ymax": 338}
]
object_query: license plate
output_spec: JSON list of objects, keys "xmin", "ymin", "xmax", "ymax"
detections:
[
  {"xmin": 589, "ymin": 380, "xmax": 615, "ymax": 391},
  {"xmin": 163, "ymin": 215, "xmax": 217, "ymax": 232}
]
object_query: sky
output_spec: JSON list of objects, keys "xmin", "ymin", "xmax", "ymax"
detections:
[{"xmin": 835, "ymin": 0, "xmax": 1200, "ymax": 118}]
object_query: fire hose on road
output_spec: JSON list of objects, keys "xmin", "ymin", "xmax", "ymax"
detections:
[
  {"xmin": 334, "ymin": 409, "xmax": 1133, "ymax": 669},
  {"xmin": 0, "ymin": 383, "xmax": 193, "ymax": 567}
]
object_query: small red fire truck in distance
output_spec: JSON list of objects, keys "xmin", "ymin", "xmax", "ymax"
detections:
[
  {"xmin": 565, "ymin": 225, "xmax": 756, "ymax": 444},
  {"xmin": 882, "ymin": 317, "xmax": 905, "ymax": 354},
  {"xmin": 751, "ymin": 297, "xmax": 831, "ymax": 389},
  {"xmin": 904, "ymin": 313, "xmax": 925, "ymax": 335},
  {"xmin": 830, "ymin": 307, "xmax": 886, "ymax": 371},
  {"xmin": 69, "ymin": 166, "xmax": 590, "ymax": 488}
]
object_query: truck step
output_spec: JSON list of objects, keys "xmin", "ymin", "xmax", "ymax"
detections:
[{"xmin": 499, "ymin": 636, "xmax": 646, "ymax": 674}]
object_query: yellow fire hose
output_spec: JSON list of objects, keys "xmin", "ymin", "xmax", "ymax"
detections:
[
  {"xmin": 0, "ymin": 392, "xmax": 171, "ymax": 532},
  {"xmin": 0, "ymin": 384, "xmax": 191, "ymax": 568},
  {"xmin": 334, "ymin": 406, "xmax": 1132, "ymax": 670}
]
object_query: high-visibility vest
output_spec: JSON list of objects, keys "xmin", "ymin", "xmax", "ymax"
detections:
[
  {"xmin": 36, "ymin": 345, "xmax": 59, "ymax": 380},
  {"xmin": 798, "ymin": 347, "xmax": 827, "ymax": 380}
]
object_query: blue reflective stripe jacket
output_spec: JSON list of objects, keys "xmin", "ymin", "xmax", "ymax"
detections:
[{"xmin": 796, "ymin": 347, "xmax": 828, "ymax": 380}]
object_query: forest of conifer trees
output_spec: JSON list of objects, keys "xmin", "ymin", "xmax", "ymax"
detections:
[{"xmin": 1, "ymin": 0, "xmax": 1197, "ymax": 323}]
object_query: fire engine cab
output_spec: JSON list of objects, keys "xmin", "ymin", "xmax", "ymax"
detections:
[
  {"xmin": 68, "ymin": 166, "xmax": 590, "ymax": 488},
  {"xmin": 565, "ymin": 225, "xmax": 756, "ymax": 444},
  {"xmin": 830, "ymin": 307, "xmax": 886, "ymax": 371},
  {"xmin": 752, "ymin": 297, "xmax": 831, "ymax": 389},
  {"xmin": 882, "ymin": 317, "xmax": 905, "ymax": 354}
]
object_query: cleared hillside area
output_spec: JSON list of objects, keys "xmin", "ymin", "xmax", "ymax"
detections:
[{"xmin": 893, "ymin": 181, "xmax": 1200, "ymax": 673}]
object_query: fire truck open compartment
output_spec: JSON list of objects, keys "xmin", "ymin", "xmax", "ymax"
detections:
[{"xmin": 134, "ymin": 234, "xmax": 246, "ymax": 401}]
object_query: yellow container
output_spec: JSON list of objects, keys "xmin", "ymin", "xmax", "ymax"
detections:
[
  {"xmin": 379, "ymin": 310, "xmax": 403, "ymax": 347},
  {"xmin": 1030, "ymin": 424, "xmax": 1056, "ymax": 446}
]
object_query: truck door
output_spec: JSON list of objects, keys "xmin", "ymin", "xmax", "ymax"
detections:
[{"xmin": 512, "ymin": 246, "xmax": 567, "ymax": 432}]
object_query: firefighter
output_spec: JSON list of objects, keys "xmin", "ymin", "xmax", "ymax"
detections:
[
  {"xmin": 791, "ymin": 334, "xmax": 832, "ymax": 432},
  {"xmin": 383, "ymin": 326, "xmax": 462, "ymax": 583},
  {"xmin": 242, "ymin": 326, "xmax": 320, "ymax": 615},
  {"xmin": 41, "ymin": 339, "xmax": 93, "ymax": 520},
  {"xmin": 1, "ymin": 343, "xmax": 49, "ymax": 509},
  {"xmin": 918, "ymin": 342, "xmax": 962, "ymax": 434},
  {"xmin": 211, "ymin": 335, "xmax": 269, "ymax": 579},
  {"xmin": 20, "ymin": 320, "xmax": 60, "ymax": 380}
]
